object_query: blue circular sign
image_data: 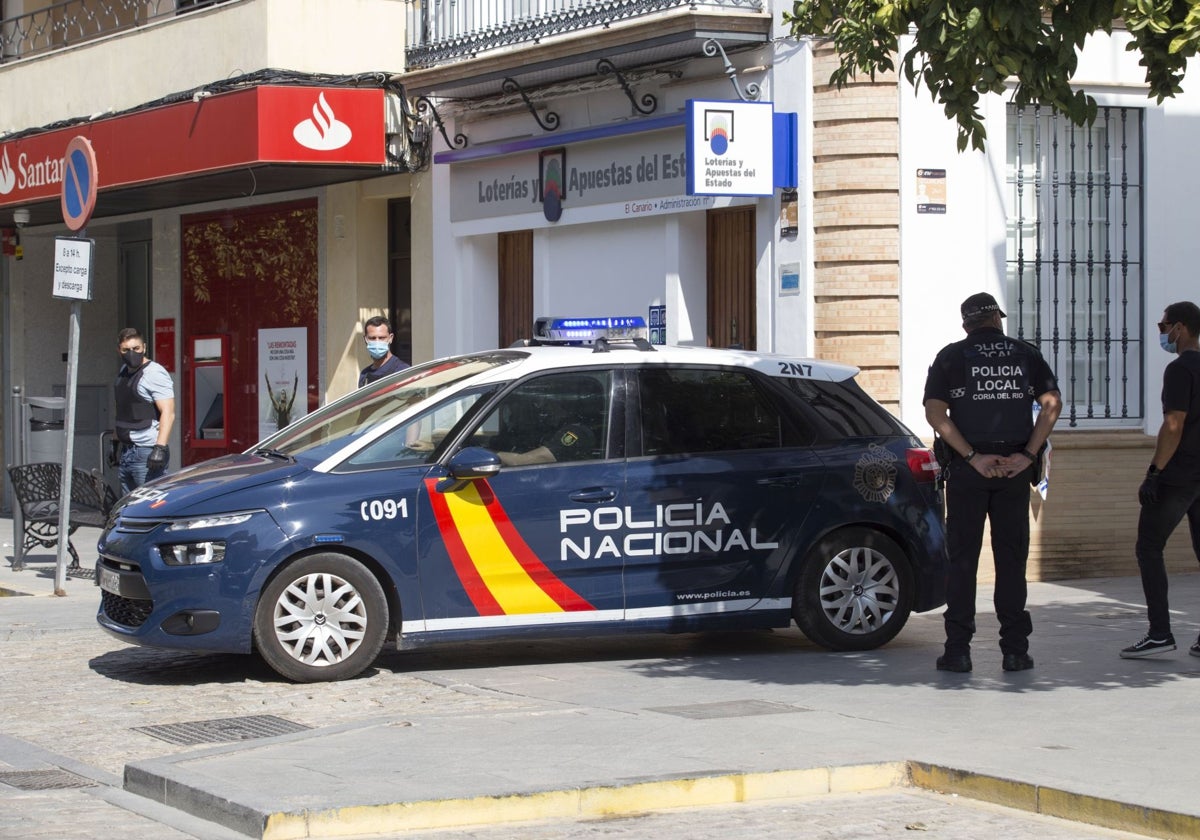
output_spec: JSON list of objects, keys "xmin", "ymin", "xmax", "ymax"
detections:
[{"xmin": 61, "ymin": 136, "xmax": 98, "ymax": 232}]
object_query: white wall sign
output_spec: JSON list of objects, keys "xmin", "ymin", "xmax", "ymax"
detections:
[
  {"xmin": 450, "ymin": 129, "xmax": 688, "ymax": 222},
  {"xmin": 258, "ymin": 327, "xmax": 308, "ymax": 440},
  {"xmin": 51, "ymin": 236, "xmax": 94, "ymax": 301},
  {"xmin": 686, "ymin": 100, "xmax": 775, "ymax": 197}
]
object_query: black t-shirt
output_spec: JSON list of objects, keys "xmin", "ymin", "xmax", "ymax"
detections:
[
  {"xmin": 923, "ymin": 327, "xmax": 1058, "ymax": 451},
  {"xmin": 359, "ymin": 355, "xmax": 408, "ymax": 388},
  {"xmin": 1160, "ymin": 350, "xmax": 1200, "ymax": 484}
]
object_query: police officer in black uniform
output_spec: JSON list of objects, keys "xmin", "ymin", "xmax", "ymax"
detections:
[{"xmin": 923, "ymin": 293, "xmax": 1062, "ymax": 673}]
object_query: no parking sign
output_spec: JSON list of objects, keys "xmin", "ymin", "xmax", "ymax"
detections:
[{"xmin": 61, "ymin": 136, "xmax": 98, "ymax": 232}]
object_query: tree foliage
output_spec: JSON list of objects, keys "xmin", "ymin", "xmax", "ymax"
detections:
[{"xmin": 784, "ymin": 1, "xmax": 1200, "ymax": 151}]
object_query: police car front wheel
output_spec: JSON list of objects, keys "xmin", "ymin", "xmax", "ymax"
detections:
[
  {"xmin": 792, "ymin": 527, "xmax": 914, "ymax": 651},
  {"xmin": 253, "ymin": 553, "xmax": 390, "ymax": 683}
]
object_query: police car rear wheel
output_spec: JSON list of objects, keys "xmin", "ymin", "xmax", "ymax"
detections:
[
  {"xmin": 253, "ymin": 553, "xmax": 389, "ymax": 683},
  {"xmin": 792, "ymin": 528, "xmax": 913, "ymax": 651}
]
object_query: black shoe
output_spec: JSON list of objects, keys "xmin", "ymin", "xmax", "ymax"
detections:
[
  {"xmin": 936, "ymin": 653, "xmax": 972, "ymax": 673},
  {"xmin": 1002, "ymin": 653, "xmax": 1034, "ymax": 672},
  {"xmin": 1190, "ymin": 638, "xmax": 1200, "ymax": 658},
  {"xmin": 1119, "ymin": 633, "xmax": 1176, "ymax": 659}
]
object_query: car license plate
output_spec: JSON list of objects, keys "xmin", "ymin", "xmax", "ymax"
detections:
[{"xmin": 99, "ymin": 567, "xmax": 121, "ymax": 595}]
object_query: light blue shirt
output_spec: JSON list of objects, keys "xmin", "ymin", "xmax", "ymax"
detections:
[{"xmin": 126, "ymin": 360, "xmax": 174, "ymax": 447}]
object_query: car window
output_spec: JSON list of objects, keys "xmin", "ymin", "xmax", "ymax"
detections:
[
  {"xmin": 340, "ymin": 387, "xmax": 498, "ymax": 470},
  {"xmin": 259, "ymin": 352, "xmax": 522, "ymax": 461},
  {"xmin": 471, "ymin": 370, "xmax": 613, "ymax": 466},
  {"xmin": 780, "ymin": 377, "xmax": 902, "ymax": 437},
  {"xmin": 637, "ymin": 367, "xmax": 805, "ymax": 455}
]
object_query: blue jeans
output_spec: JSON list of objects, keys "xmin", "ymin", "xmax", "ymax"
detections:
[
  {"xmin": 119, "ymin": 444, "xmax": 168, "ymax": 496},
  {"xmin": 1135, "ymin": 479, "xmax": 1200, "ymax": 637}
]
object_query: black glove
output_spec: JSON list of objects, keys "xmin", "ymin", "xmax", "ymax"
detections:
[
  {"xmin": 147, "ymin": 444, "xmax": 169, "ymax": 471},
  {"xmin": 1139, "ymin": 467, "xmax": 1161, "ymax": 506},
  {"xmin": 107, "ymin": 439, "xmax": 120, "ymax": 468}
]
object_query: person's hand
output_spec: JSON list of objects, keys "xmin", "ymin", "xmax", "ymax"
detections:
[
  {"xmin": 1139, "ymin": 468, "xmax": 1161, "ymax": 506},
  {"xmin": 147, "ymin": 444, "xmax": 169, "ymax": 471},
  {"xmin": 107, "ymin": 439, "xmax": 120, "ymax": 468},
  {"xmin": 970, "ymin": 453, "xmax": 1003, "ymax": 476},
  {"xmin": 996, "ymin": 451, "xmax": 1035, "ymax": 478}
]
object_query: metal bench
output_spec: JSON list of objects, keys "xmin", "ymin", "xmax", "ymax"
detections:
[{"xmin": 6, "ymin": 462, "xmax": 117, "ymax": 571}]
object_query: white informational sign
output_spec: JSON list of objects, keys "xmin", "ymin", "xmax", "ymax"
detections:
[
  {"xmin": 258, "ymin": 327, "xmax": 308, "ymax": 440},
  {"xmin": 52, "ymin": 236, "xmax": 94, "ymax": 301},
  {"xmin": 686, "ymin": 100, "xmax": 775, "ymax": 197}
]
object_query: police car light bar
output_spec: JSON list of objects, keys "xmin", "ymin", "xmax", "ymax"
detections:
[{"xmin": 533, "ymin": 316, "xmax": 648, "ymax": 345}]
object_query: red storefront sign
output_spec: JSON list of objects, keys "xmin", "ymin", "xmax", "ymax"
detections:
[
  {"xmin": 154, "ymin": 318, "xmax": 177, "ymax": 373},
  {"xmin": 0, "ymin": 86, "xmax": 385, "ymax": 208}
]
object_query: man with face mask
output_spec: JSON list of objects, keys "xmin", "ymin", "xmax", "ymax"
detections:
[
  {"xmin": 1121, "ymin": 301, "xmax": 1200, "ymax": 659},
  {"xmin": 358, "ymin": 315, "xmax": 408, "ymax": 388},
  {"xmin": 114, "ymin": 327, "xmax": 176, "ymax": 495}
]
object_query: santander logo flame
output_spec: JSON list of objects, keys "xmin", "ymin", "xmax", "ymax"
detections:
[
  {"xmin": 292, "ymin": 92, "xmax": 352, "ymax": 151},
  {"xmin": 0, "ymin": 148, "xmax": 15, "ymax": 195}
]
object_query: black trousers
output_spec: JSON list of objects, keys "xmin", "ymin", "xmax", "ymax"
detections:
[
  {"xmin": 1135, "ymin": 480, "xmax": 1200, "ymax": 638},
  {"xmin": 943, "ymin": 459, "xmax": 1034, "ymax": 656}
]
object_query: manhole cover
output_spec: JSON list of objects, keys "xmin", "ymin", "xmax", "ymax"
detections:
[
  {"xmin": 133, "ymin": 714, "xmax": 310, "ymax": 745},
  {"xmin": 645, "ymin": 700, "xmax": 810, "ymax": 719},
  {"xmin": 0, "ymin": 769, "xmax": 96, "ymax": 790}
]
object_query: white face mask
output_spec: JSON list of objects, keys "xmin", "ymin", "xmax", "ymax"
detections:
[{"xmin": 366, "ymin": 340, "xmax": 389, "ymax": 360}]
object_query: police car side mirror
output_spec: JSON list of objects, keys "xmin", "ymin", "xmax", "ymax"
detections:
[{"xmin": 443, "ymin": 447, "xmax": 502, "ymax": 487}]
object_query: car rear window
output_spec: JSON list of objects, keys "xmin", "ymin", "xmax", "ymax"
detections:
[{"xmin": 780, "ymin": 377, "xmax": 904, "ymax": 438}]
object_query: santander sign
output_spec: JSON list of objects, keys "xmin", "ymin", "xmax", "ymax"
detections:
[{"xmin": 0, "ymin": 146, "xmax": 63, "ymax": 197}]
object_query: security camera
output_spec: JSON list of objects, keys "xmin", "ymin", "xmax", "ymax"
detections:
[{"xmin": 12, "ymin": 208, "xmax": 30, "ymax": 228}]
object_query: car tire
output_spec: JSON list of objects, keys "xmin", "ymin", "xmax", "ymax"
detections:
[
  {"xmin": 253, "ymin": 553, "xmax": 389, "ymax": 682},
  {"xmin": 792, "ymin": 527, "xmax": 914, "ymax": 651}
]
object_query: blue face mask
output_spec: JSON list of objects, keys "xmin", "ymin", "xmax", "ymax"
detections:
[
  {"xmin": 1160, "ymin": 330, "xmax": 1178, "ymax": 354},
  {"xmin": 366, "ymin": 340, "xmax": 390, "ymax": 360}
]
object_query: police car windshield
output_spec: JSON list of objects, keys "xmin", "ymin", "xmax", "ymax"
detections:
[{"xmin": 258, "ymin": 352, "xmax": 523, "ymax": 460}]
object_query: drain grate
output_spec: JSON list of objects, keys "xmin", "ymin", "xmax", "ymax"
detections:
[
  {"xmin": 134, "ymin": 714, "xmax": 310, "ymax": 746},
  {"xmin": 645, "ymin": 699, "xmax": 810, "ymax": 720},
  {"xmin": 0, "ymin": 769, "xmax": 97, "ymax": 790}
]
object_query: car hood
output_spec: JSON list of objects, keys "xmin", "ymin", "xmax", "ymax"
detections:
[{"xmin": 114, "ymin": 453, "xmax": 310, "ymax": 517}]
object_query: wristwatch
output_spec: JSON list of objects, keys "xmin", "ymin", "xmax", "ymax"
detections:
[
  {"xmin": 964, "ymin": 449, "xmax": 976, "ymax": 463},
  {"xmin": 1021, "ymin": 448, "xmax": 1037, "ymax": 461}
]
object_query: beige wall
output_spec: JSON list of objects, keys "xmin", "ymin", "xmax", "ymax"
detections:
[
  {"xmin": 0, "ymin": 0, "xmax": 405, "ymax": 132},
  {"xmin": 324, "ymin": 175, "xmax": 413, "ymax": 402}
]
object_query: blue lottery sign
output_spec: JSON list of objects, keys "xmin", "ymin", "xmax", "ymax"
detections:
[{"xmin": 61, "ymin": 136, "xmax": 98, "ymax": 232}]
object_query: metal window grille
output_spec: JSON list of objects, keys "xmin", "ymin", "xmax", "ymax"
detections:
[{"xmin": 1006, "ymin": 104, "xmax": 1145, "ymax": 427}]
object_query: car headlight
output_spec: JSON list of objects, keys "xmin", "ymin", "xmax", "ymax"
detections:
[
  {"xmin": 164, "ymin": 512, "xmax": 256, "ymax": 532},
  {"xmin": 159, "ymin": 541, "xmax": 226, "ymax": 566}
]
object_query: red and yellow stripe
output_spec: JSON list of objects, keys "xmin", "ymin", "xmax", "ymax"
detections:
[{"xmin": 425, "ymin": 478, "xmax": 594, "ymax": 616}]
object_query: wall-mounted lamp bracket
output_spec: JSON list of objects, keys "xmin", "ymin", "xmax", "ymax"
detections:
[
  {"xmin": 414, "ymin": 96, "xmax": 468, "ymax": 149},
  {"xmin": 501, "ymin": 78, "xmax": 560, "ymax": 132},
  {"xmin": 596, "ymin": 59, "xmax": 657, "ymax": 115},
  {"xmin": 702, "ymin": 39, "xmax": 760, "ymax": 102}
]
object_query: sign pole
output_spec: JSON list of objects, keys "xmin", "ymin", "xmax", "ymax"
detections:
[
  {"xmin": 55, "ymin": 295, "xmax": 82, "ymax": 594},
  {"xmin": 52, "ymin": 135, "xmax": 99, "ymax": 596}
]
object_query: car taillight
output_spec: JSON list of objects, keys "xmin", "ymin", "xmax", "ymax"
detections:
[{"xmin": 906, "ymin": 447, "xmax": 940, "ymax": 483}]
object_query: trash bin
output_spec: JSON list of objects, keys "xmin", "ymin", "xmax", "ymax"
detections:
[{"xmin": 26, "ymin": 396, "xmax": 66, "ymax": 464}]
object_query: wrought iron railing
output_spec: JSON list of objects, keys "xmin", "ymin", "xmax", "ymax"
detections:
[
  {"xmin": 1006, "ymin": 104, "xmax": 1146, "ymax": 427},
  {"xmin": 0, "ymin": 0, "xmax": 231, "ymax": 64},
  {"xmin": 404, "ymin": 0, "xmax": 765, "ymax": 68}
]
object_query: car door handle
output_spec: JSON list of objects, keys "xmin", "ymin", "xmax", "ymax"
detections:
[
  {"xmin": 569, "ymin": 487, "xmax": 618, "ymax": 503},
  {"xmin": 757, "ymin": 474, "xmax": 808, "ymax": 487}
]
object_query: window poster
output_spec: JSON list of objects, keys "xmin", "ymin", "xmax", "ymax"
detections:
[{"xmin": 259, "ymin": 327, "xmax": 308, "ymax": 440}]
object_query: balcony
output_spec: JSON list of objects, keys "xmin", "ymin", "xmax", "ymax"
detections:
[
  {"xmin": 402, "ymin": 0, "xmax": 770, "ymax": 98},
  {"xmin": 0, "ymin": 0, "xmax": 231, "ymax": 64}
]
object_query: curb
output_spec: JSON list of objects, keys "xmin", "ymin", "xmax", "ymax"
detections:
[{"xmin": 130, "ymin": 758, "xmax": 1200, "ymax": 840}]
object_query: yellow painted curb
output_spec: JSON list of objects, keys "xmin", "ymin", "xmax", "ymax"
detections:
[{"xmin": 259, "ymin": 761, "xmax": 1200, "ymax": 840}]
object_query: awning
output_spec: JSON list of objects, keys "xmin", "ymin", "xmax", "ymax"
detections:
[{"xmin": 0, "ymin": 85, "xmax": 390, "ymax": 228}]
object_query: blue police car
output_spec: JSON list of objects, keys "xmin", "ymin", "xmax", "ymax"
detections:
[{"xmin": 97, "ymin": 318, "xmax": 948, "ymax": 682}]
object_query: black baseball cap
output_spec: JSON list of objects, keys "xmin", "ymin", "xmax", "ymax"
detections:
[{"xmin": 961, "ymin": 292, "xmax": 1006, "ymax": 320}]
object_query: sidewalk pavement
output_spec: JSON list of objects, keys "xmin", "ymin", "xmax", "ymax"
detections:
[{"xmin": 3, "ymin": 513, "xmax": 1200, "ymax": 840}]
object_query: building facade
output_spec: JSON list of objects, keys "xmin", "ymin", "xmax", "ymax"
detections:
[{"xmin": 3, "ymin": 0, "xmax": 1199, "ymax": 580}]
